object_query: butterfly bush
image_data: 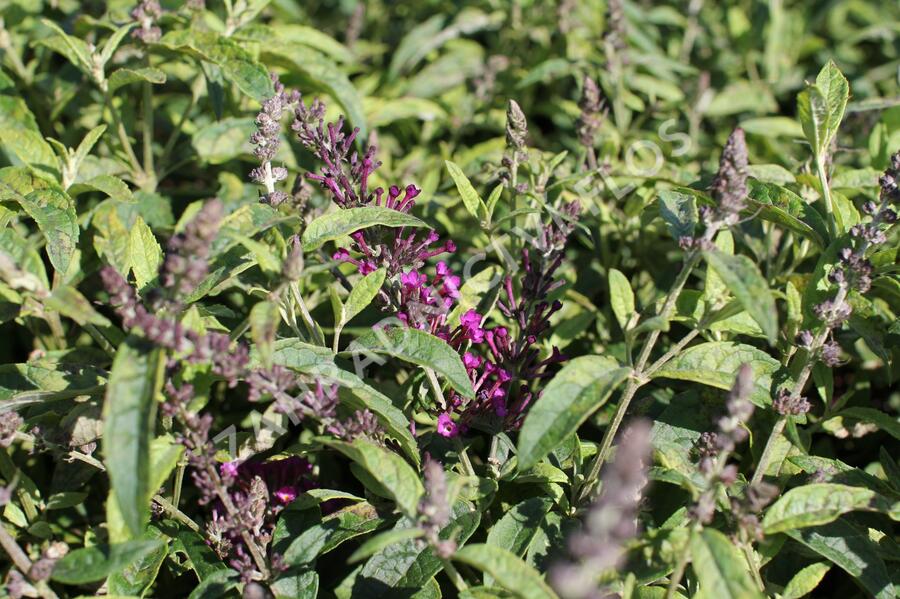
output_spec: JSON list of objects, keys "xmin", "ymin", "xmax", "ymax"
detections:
[{"xmin": 1, "ymin": 3, "xmax": 899, "ymax": 599}]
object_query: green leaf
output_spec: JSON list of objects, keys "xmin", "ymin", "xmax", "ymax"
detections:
[
  {"xmin": 485, "ymin": 497, "xmax": 554, "ymax": 558},
  {"xmin": 103, "ymin": 336, "xmax": 164, "ymax": 538},
  {"xmin": 108, "ymin": 67, "xmax": 167, "ymax": 93},
  {"xmin": 262, "ymin": 339, "xmax": 418, "ymax": 463},
  {"xmin": 608, "ymin": 268, "xmax": 635, "ymax": 331},
  {"xmin": 348, "ymin": 528, "xmax": 425, "ymax": 564},
  {"xmin": 39, "ymin": 19, "xmax": 92, "ymax": 70},
  {"xmin": 51, "ymin": 540, "xmax": 164, "ymax": 584},
  {"xmin": 453, "ymin": 544, "xmax": 558, "ymax": 599},
  {"xmin": 651, "ymin": 341, "xmax": 779, "ymax": 407},
  {"xmin": 702, "ymin": 250, "xmax": 778, "ymax": 345},
  {"xmin": 0, "ymin": 106, "xmax": 59, "ymax": 177},
  {"xmin": 191, "ymin": 117, "xmax": 256, "ymax": 165},
  {"xmin": 657, "ymin": 189, "xmax": 698, "ymax": 240},
  {"xmin": 159, "ymin": 30, "xmax": 274, "ymax": 102},
  {"xmin": 781, "ymin": 562, "xmax": 831, "ymax": 599},
  {"xmin": 107, "ymin": 529, "xmax": 169, "ymax": 596},
  {"xmin": 689, "ymin": 528, "xmax": 763, "ymax": 599},
  {"xmin": 518, "ymin": 356, "xmax": 629, "ymax": 470},
  {"xmin": 798, "ymin": 61, "xmax": 849, "ymax": 159},
  {"xmin": 746, "ymin": 180, "xmax": 827, "ymax": 248},
  {"xmin": 445, "ymin": 160, "xmax": 486, "ymax": 222},
  {"xmin": 128, "ymin": 217, "xmax": 162, "ymax": 290},
  {"xmin": 763, "ymin": 483, "xmax": 878, "ymax": 533},
  {"xmin": 324, "ymin": 438, "xmax": 423, "ymax": 517},
  {"xmin": 346, "ymin": 327, "xmax": 475, "ymax": 399},
  {"xmin": 340, "ymin": 500, "xmax": 480, "ymax": 598},
  {"xmin": 99, "ymin": 23, "xmax": 135, "ymax": 66},
  {"xmin": 283, "ymin": 502, "xmax": 383, "ymax": 566},
  {"xmin": 342, "ymin": 267, "xmax": 386, "ymax": 326},
  {"xmin": 250, "ymin": 300, "xmax": 281, "ymax": 370},
  {"xmin": 45, "ymin": 285, "xmax": 111, "ymax": 327},
  {"xmin": 302, "ymin": 207, "xmax": 427, "ymax": 251},
  {"xmin": 16, "ymin": 188, "xmax": 79, "ymax": 274},
  {"xmin": 785, "ymin": 519, "xmax": 894, "ymax": 599}
]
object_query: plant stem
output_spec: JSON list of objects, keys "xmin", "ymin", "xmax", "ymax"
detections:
[
  {"xmin": 576, "ymin": 250, "xmax": 702, "ymax": 505},
  {"xmin": 741, "ymin": 541, "xmax": 765, "ymax": 591},
  {"xmin": 152, "ymin": 494, "xmax": 200, "ymax": 533},
  {"xmin": 440, "ymin": 557, "xmax": 469, "ymax": 592},
  {"xmin": 749, "ymin": 288, "xmax": 840, "ymax": 487},
  {"xmin": 141, "ymin": 54, "xmax": 155, "ymax": 189},
  {"xmin": 424, "ymin": 367, "xmax": 447, "ymax": 410},
  {"xmin": 815, "ymin": 156, "xmax": 838, "ymax": 238},
  {"xmin": 102, "ymin": 86, "xmax": 145, "ymax": 185},
  {"xmin": 665, "ymin": 531, "xmax": 693, "ymax": 599},
  {"xmin": 0, "ymin": 519, "xmax": 33, "ymax": 575},
  {"xmin": 454, "ymin": 438, "xmax": 476, "ymax": 478}
]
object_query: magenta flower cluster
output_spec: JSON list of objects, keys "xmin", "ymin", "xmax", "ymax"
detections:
[{"xmin": 280, "ymin": 84, "xmax": 582, "ymax": 436}]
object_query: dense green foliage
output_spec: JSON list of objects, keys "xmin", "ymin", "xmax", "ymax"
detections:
[{"xmin": 0, "ymin": 1, "xmax": 898, "ymax": 598}]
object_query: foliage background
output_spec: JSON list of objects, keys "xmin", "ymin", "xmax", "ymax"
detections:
[{"xmin": 0, "ymin": 0, "xmax": 898, "ymax": 598}]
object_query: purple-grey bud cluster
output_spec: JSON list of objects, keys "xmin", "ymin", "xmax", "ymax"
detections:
[
  {"xmin": 282, "ymin": 235, "xmax": 304, "ymax": 281},
  {"xmin": 417, "ymin": 455, "xmax": 456, "ymax": 558},
  {"xmin": 714, "ymin": 363, "xmax": 755, "ymax": 453},
  {"xmin": 691, "ymin": 365, "xmax": 756, "ymax": 523},
  {"xmin": 500, "ymin": 100, "xmax": 529, "ymax": 191},
  {"xmin": 102, "ymin": 266, "xmax": 250, "ymax": 387},
  {"xmin": 708, "ymin": 128, "xmax": 749, "ymax": 226},
  {"xmin": 130, "ymin": 0, "xmax": 162, "ymax": 43},
  {"xmin": 247, "ymin": 366, "xmax": 384, "ymax": 442},
  {"xmin": 603, "ymin": 0, "xmax": 628, "ymax": 67},
  {"xmin": 810, "ymin": 151, "xmax": 900, "ymax": 348},
  {"xmin": 250, "ymin": 74, "xmax": 301, "ymax": 206},
  {"xmin": 773, "ymin": 389, "xmax": 811, "ymax": 416},
  {"xmin": 27, "ymin": 542, "xmax": 68, "ymax": 582},
  {"xmin": 550, "ymin": 421, "xmax": 651, "ymax": 599},
  {"xmin": 577, "ymin": 76, "xmax": 605, "ymax": 151},
  {"xmin": 162, "ymin": 382, "xmax": 314, "ymax": 583},
  {"xmin": 0, "ymin": 411, "xmax": 22, "ymax": 447},
  {"xmin": 158, "ymin": 199, "xmax": 223, "ymax": 306},
  {"xmin": 731, "ymin": 482, "xmax": 779, "ymax": 540}
]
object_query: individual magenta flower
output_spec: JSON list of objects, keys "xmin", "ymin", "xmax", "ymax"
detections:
[{"xmin": 436, "ymin": 412, "xmax": 459, "ymax": 438}]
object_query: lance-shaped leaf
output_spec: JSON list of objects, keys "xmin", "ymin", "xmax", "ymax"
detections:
[
  {"xmin": 103, "ymin": 336, "xmax": 164, "ymax": 537},
  {"xmin": 51, "ymin": 540, "xmax": 165, "ymax": 585},
  {"xmin": 159, "ymin": 30, "xmax": 274, "ymax": 102},
  {"xmin": 657, "ymin": 189, "xmax": 698, "ymax": 240},
  {"xmin": 16, "ymin": 188, "xmax": 79, "ymax": 275},
  {"xmin": 324, "ymin": 438, "xmax": 423, "ymax": 517},
  {"xmin": 346, "ymin": 327, "xmax": 475, "ymax": 399},
  {"xmin": 702, "ymin": 250, "xmax": 778, "ymax": 345},
  {"xmin": 797, "ymin": 61, "xmax": 849, "ymax": 160},
  {"xmin": 608, "ymin": 268, "xmax": 635, "ymax": 331},
  {"xmin": 445, "ymin": 160, "xmax": 486, "ymax": 221},
  {"xmin": 651, "ymin": 342, "xmax": 779, "ymax": 407},
  {"xmin": 763, "ymin": 483, "xmax": 880, "ymax": 533},
  {"xmin": 689, "ymin": 528, "xmax": 764, "ymax": 599},
  {"xmin": 785, "ymin": 520, "xmax": 894, "ymax": 599},
  {"xmin": 302, "ymin": 207, "xmax": 427, "ymax": 251},
  {"xmin": 452, "ymin": 544, "xmax": 559, "ymax": 599},
  {"xmin": 518, "ymin": 356, "xmax": 630, "ymax": 470}
]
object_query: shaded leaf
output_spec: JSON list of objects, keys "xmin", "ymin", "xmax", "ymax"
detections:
[
  {"xmin": 518, "ymin": 356, "xmax": 629, "ymax": 470},
  {"xmin": 302, "ymin": 207, "xmax": 427, "ymax": 251}
]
